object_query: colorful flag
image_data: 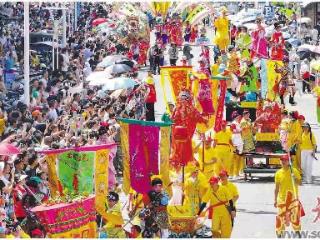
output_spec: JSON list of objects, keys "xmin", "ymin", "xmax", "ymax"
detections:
[
  {"xmin": 58, "ymin": 151, "xmax": 94, "ymax": 194},
  {"xmin": 119, "ymin": 118, "xmax": 172, "ymax": 194},
  {"xmin": 214, "ymin": 80, "xmax": 227, "ymax": 132},
  {"xmin": 266, "ymin": 60, "xmax": 283, "ymax": 100},
  {"xmin": 160, "ymin": 66, "xmax": 193, "ymax": 109}
]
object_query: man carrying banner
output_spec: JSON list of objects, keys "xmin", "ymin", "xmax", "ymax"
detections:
[
  {"xmin": 274, "ymin": 155, "xmax": 303, "ymax": 238},
  {"xmin": 213, "ymin": 120, "xmax": 234, "ymax": 175},
  {"xmin": 198, "ymin": 176, "xmax": 236, "ymax": 238},
  {"xmin": 104, "ymin": 192, "xmax": 126, "ymax": 238}
]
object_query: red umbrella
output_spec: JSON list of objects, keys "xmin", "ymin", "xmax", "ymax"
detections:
[
  {"xmin": 0, "ymin": 143, "xmax": 21, "ymax": 156},
  {"xmin": 92, "ymin": 18, "xmax": 107, "ymax": 26}
]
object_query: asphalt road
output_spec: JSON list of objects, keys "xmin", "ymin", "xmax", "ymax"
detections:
[{"xmin": 131, "ymin": 28, "xmax": 320, "ymax": 237}]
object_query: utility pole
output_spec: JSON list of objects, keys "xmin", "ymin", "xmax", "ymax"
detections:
[
  {"xmin": 62, "ymin": 6, "xmax": 67, "ymax": 48},
  {"xmin": 24, "ymin": 2, "xmax": 30, "ymax": 106}
]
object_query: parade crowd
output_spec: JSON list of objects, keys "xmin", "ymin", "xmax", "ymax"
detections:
[{"xmin": 0, "ymin": 1, "xmax": 319, "ymax": 238}]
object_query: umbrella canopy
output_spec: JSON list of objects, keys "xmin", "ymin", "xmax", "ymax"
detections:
[
  {"xmin": 298, "ymin": 44, "xmax": 320, "ymax": 54},
  {"xmin": 104, "ymin": 63, "xmax": 133, "ymax": 75},
  {"xmin": 285, "ymin": 38, "xmax": 301, "ymax": 48},
  {"xmin": 92, "ymin": 18, "xmax": 107, "ymax": 26},
  {"xmin": 97, "ymin": 55, "xmax": 130, "ymax": 68},
  {"xmin": 101, "ymin": 77, "xmax": 137, "ymax": 91},
  {"xmin": 86, "ymin": 71, "xmax": 112, "ymax": 83},
  {"xmin": 0, "ymin": 143, "xmax": 20, "ymax": 156}
]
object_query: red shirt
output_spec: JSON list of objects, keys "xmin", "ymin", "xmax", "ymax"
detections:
[
  {"xmin": 145, "ymin": 84, "xmax": 156, "ymax": 103},
  {"xmin": 13, "ymin": 185, "xmax": 27, "ymax": 218}
]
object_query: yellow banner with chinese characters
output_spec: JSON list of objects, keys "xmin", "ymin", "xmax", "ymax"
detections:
[
  {"xmin": 95, "ymin": 149, "xmax": 110, "ymax": 218},
  {"xmin": 160, "ymin": 66, "xmax": 193, "ymax": 111},
  {"xmin": 256, "ymin": 132, "xmax": 280, "ymax": 141},
  {"xmin": 48, "ymin": 221, "xmax": 97, "ymax": 238}
]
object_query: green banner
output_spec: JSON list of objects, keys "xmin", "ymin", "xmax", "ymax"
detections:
[{"xmin": 58, "ymin": 151, "xmax": 95, "ymax": 194}]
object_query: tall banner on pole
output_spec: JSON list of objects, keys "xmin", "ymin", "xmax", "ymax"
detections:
[
  {"xmin": 160, "ymin": 66, "xmax": 193, "ymax": 110},
  {"xmin": 119, "ymin": 118, "xmax": 171, "ymax": 195}
]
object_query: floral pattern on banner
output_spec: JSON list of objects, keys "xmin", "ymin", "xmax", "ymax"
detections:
[
  {"xmin": 169, "ymin": 69, "xmax": 191, "ymax": 99},
  {"xmin": 214, "ymin": 80, "xmax": 227, "ymax": 132}
]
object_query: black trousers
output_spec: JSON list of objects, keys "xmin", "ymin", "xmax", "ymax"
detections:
[
  {"xmin": 170, "ymin": 58, "xmax": 177, "ymax": 66},
  {"xmin": 146, "ymin": 103, "xmax": 155, "ymax": 121},
  {"xmin": 302, "ymin": 79, "xmax": 311, "ymax": 93},
  {"xmin": 153, "ymin": 58, "xmax": 161, "ymax": 75}
]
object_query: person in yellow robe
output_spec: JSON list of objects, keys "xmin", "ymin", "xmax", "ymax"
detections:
[
  {"xmin": 128, "ymin": 188, "xmax": 144, "ymax": 226},
  {"xmin": 287, "ymin": 111, "xmax": 302, "ymax": 172},
  {"xmin": 213, "ymin": 121, "xmax": 233, "ymax": 175},
  {"xmin": 184, "ymin": 163, "xmax": 209, "ymax": 215},
  {"xmin": 198, "ymin": 177, "xmax": 236, "ymax": 238},
  {"xmin": 274, "ymin": 155, "xmax": 302, "ymax": 238},
  {"xmin": 104, "ymin": 192, "xmax": 126, "ymax": 238},
  {"xmin": 219, "ymin": 170, "xmax": 239, "ymax": 205},
  {"xmin": 214, "ymin": 7, "xmax": 229, "ymax": 52},
  {"xmin": 194, "ymin": 136, "xmax": 217, "ymax": 179}
]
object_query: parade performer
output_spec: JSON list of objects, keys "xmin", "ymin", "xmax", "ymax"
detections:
[
  {"xmin": 236, "ymin": 26, "xmax": 251, "ymax": 60},
  {"xmin": 240, "ymin": 110, "xmax": 255, "ymax": 153},
  {"xmin": 275, "ymin": 57, "xmax": 296, "ymax": 105},
  {"xmin": 170, "ymin": 91, "xmax": 207, "ymax": 167},
  {"xmin": 192, "ymin": 69, "xmax": 214, "ymax": 115},
  {"xmin": 184, "ymin": 21, "xmax": 192, "ymax": 42},
  {"xmin": 214, "ymin": 7, "xmax": 230, "ymax": 52},
  {"xmin": 198, "ymin": 177, "xmax": 236, "ymax": 238},
  {"xmin": 251, "ymin": 17, "xmax": 268, "ymax": 59},
  {"xmin": 230, "ymin": 112, "xmax": 244, "ymax": 178},
  {"xmin": 227, "ymin": 46, "xmax": 240, "ymax": 76},
  {"xmin": 312, "ymin": 84, "xmax": 320, "ymax": 125},
  {"xmin": 287, "ymin": 111, "xmax": 302, "ymax": 172},
  {"xmin": 270, "ymin": 23, "xmax": 285, "ymax": 61},
  {"xmin": 194, "ymin": 136, "xmax": 217, "ymax": 178},
  {"xmin": 241, "ymin": 60, "xmax": 259, "ymax": 93},
  {"xmin": 230, "ymin": 25, "xmax": 238, "ymax": 46},
  {"xmin": 104, "ymin": 192, "xmax": 126, "ymax": 238},
  {"xmin": 274, "ymin": 155, "xmax": 303, "ymax": 238},
  {"xmin": 300, "ymin": 122, "xmax": 317, "ymax": 184},
  {"xmin": 128, "ymin": 188, "xmax": 144, "ymax": 227},
  {"xmin": 213, "ymin": 120, "xmax": 233, "ymax": 175},
  {"xmin": 200, "ymin": 46, "xmax": 211, "ymax": 72},
  {"xmin": 255, "ymin": 102, "xmax": 281, "ymax": 133},
  {"xmin": 138, "ymin": 39, "xmax": 149, "ymax": 66},
  {"xmin": 190, "ymin": 25, "xmax": 198, "ymax": 43},
  {"xmin": 279, "ymin": 110, "xmax": 291, "ymax": 151},
  {"xmin": 142, "ymin": 177, "xmax": 170, "ymax": 238},
  {"xmin": 184, "ymin": 163, "xmax": 209, "ymax": 215},
  {"xmin": 144, "ymin": 72, "xmax": 157, "ymax": 121},
  {"xmin": 219, "ymin": 170, "xmax": 239, "ymax": 205}
]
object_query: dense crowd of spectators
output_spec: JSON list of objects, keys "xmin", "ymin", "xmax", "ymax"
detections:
[{"xmin": 0, "ymin": 2, "xmax": 155, "ymax": 237}]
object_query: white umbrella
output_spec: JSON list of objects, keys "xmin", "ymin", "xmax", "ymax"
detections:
[
  {"xmin": 101, "ymin": 77, "xmax": 137, "ymax": 90},
  {"xmin": 97, "ymin": 55, "xmax": 129, "ymax": 68},
  {"xmin": 86, "ymin": 71, "xmax": 112, "ymax": 83}
]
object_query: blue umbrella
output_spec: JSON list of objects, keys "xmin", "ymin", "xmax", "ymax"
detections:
[
  {"xmin": 286, "ymin": 38, "xmax": 301, "ymax": 48},
  {"xmin": 101, "ymin": 77, "xmax": 137, "ymax": 91}
]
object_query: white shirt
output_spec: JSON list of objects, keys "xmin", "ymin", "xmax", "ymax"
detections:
[
  {"xmin": 300, "ymin": 62, "xmax": 310, "ymax": 75},
  {"xmin": 47, "ymin": 108, "xmax": 58, "ymax": 121}
]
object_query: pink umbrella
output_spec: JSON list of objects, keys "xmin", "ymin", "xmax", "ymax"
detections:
[
  {"xmin": 92, "ymin": 18, "xmax": 107, "ymax": 26},
  {"xmin": 0, "ymin": 143, "xmax": 21, "ymax": 156}
]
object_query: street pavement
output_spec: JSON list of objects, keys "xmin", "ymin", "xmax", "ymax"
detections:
[{"xmin": 132, "ymin": 29, "xmax": 320, "ymax": 237}]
